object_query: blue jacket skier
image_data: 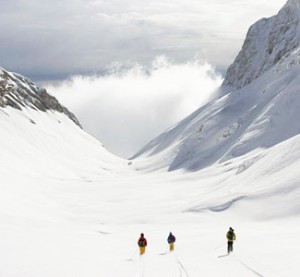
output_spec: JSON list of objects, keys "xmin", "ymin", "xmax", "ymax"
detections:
[{"xmin": 167, "ymin": 232, "xmax": 176, "ymax": 251}]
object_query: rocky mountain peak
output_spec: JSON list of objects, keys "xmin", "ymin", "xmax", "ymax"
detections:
[
  {"xmin": 0, "ymin": 67, "xmax": 81, "ymax": 127},
  {"xmin": 223, "ymin": 0, "xmax": 300, "ymax": 89}
]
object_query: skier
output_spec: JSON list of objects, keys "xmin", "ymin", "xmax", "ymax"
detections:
[
  {"xmin": 137, "ymin": 233, "xmax": 147, "ymax": 255},
  {"xmin": 226, "ymin": 227, "xmax": 236, "ymax": 254},
  {"xmin": 167, "ymin": 232, "xmax": 176, "ymax": 252}
]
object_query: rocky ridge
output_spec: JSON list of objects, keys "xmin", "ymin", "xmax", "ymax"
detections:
[
  {"xmin": 0, "ymin": 67, "xmax": 81, "ymax": 127},
  {"xmin": 223, "ymin": 0, "xmax": 300, "ymax": 89}
]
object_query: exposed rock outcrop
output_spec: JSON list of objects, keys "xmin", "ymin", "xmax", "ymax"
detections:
[
  {"xmin": 223, "ymin": 0, "xmax": 300, "ymax": 89},
  {"xmin": 0, "ymin": 67, "xmax": 81, "ymax": 127}
]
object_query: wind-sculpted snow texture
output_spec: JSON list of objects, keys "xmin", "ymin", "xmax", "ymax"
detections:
[{"xmin": 132, "ymin": 0, "xmax": 300, "ymax": 172}]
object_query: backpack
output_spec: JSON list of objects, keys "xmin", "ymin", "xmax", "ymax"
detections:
[
  {"xmin": 227, "ymin": 231, "xmax": 234, "ymax": 240},
  {"xmin": 138, "ymin": 238, "xmax": 145, "ymax": 247},
  {"xmin": 169, "ymin": 235, "xmax": 176, "ymax": 243}
]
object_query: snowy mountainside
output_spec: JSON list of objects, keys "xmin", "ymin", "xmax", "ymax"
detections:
[
  {"xmin": 0, "ymin": 67, "xmax": 81, "ymax": 126},
  {"xmin": 2, "ymin": 100, "xmax": 300, "ymax": 276},
  {"xmin": 132, "ymin": 66, "xmax": 300, "ymax": 171},
  {"xmin": 0, "ymin": 66, "xmax": 124, "ymax": 184},
  {"xmin": 2, "ymin": 2, "xmax": 300, "ymax": 275},
  {"xmin": 132, "ymin": 0, "xmax": 300, "ymax": 172},
  {"xmin": 223, "ymin": 0, "xmax": 300, "ymax": 89}
]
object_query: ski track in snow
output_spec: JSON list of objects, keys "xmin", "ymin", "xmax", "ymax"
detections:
[
  {"xmin": 238, "ymin": 260, "xmax": 264, "ymax": 277},
  {"xmin": 131, "ymin": 252, "xmax": 189, "ymax": 277},
  {"xmin": 174, "ymin": 255, "xmax": 189, "ymax": 277},
  {"xmin": 137, "ymin": 256, "xmax": 146, "ymax": 277}
]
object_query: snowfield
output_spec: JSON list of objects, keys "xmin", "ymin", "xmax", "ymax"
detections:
[
  {"xmin": 1, "ymin": 106, "xmax": 300, "ymax": 277},
  {"xmin": 2, "ymin": 1, "xmax": 300, "ymax": 276}
]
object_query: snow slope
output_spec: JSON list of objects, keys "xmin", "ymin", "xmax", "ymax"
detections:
[
  {"xmin": 132, "ymin": 0, "xmax": 300, "ymax": 172},
  {"xmin": 0, "ymin": 67, "xmax": 80, "ymax": 126},
  {"xmin": 1, "ymin": 105, "xmax": 300, "ymax": 276},
  {"xmin": 1, "ymin": 69, "xmax": 300, "ymax": 276},
  {"xmin": 132, "ymin": 62, "xmax": 300, "ymax": 172},
  {"xmin": 1, "ymin": 1, "xmax": 300, "ymax": 276}
]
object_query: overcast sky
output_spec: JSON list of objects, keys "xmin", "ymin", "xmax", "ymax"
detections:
[
  {"xmin": 0, "ymin": 0, "xmax": 286, "ymax": 80},
  {"xmin": 1, "ymin": 0, "xmax": 287, "ymax": 157}
]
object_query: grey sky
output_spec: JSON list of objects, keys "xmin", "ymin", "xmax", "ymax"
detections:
[
  {"xmin": 1, "ymin": 0, "xmax": 288, "ymax": 157},
  {"xmin": 0, "ymin": 0, "xmax": 286, "ymax": 81}
]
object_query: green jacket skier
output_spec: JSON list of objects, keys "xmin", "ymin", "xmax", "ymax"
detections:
[{"xmin": 226, "ymin": 227, "xmax": 236, "ymax": 254}]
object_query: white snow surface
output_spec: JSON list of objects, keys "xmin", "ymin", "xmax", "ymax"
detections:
[
  {"xmin": 1, "ymin": 103, "xmax": 300, "ymax": 276},
  {"xmin": 1, "ymin": 1, "xmax": 300, "ymax": 276}
]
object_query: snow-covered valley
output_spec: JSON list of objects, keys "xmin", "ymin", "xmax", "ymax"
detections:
[
  {"xmin": 1, "ymin": 0, "xmax": 300, "ymax": 276},
  {"xmin": 1, "ymin": 106, "xmax": 300, "ymax": 276}
]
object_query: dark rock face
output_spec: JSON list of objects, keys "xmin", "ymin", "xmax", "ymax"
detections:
[{"xmin": 0, "ymin": 68, "xmax": 81, "ymax": 127}]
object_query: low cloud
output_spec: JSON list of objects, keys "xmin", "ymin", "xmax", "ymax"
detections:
[
  {"xmin": 0, "ymin": 0, "xmax": 286, "ymax": 79},
  {"xmin": 48, "ymin": 57, "xmax": 222, "ymax": 158}
]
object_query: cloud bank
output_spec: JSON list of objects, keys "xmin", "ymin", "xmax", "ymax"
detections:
[
  {"xmin": 0, "ymin": 0, "xmax": 286, "ymax": 80},
  {"xmin": 48, "ymin": 57, "xmax": 222, "ymax": 157}
]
